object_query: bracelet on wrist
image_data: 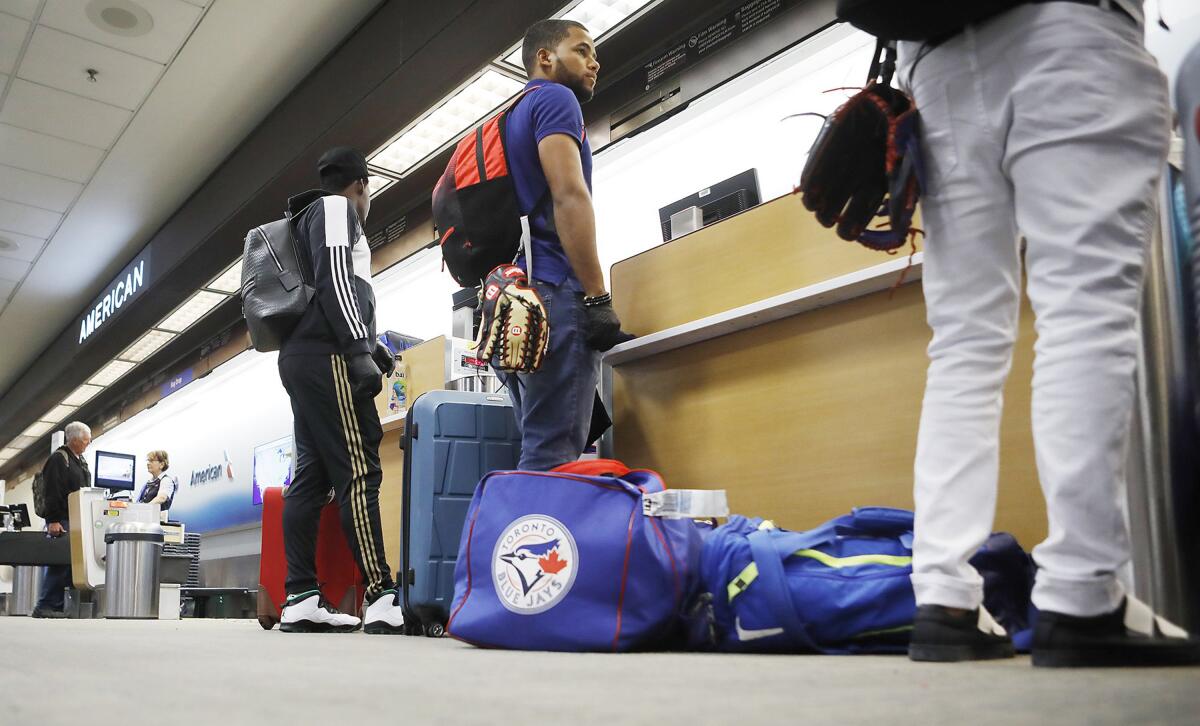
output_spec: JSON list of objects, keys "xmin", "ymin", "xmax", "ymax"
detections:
[{"xmin": 583, "ymin": 292, "xmax": 612, "ymax": 307}]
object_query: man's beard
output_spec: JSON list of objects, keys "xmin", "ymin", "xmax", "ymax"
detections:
[{"xmin": 567, "ymin": 77, "xmax": 594, "ymax": 103}]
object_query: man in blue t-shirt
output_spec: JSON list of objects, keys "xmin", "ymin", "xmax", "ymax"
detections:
[{"xmin": 499, "ymin": 18, "xmax": 631, "ymax": 470}]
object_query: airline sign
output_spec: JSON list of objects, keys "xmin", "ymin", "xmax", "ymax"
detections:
[{"xmin": 78, "ymin": 251, "xmax": 152, "ymax": 345}]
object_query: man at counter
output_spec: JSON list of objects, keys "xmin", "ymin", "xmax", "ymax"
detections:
[
  {"xmin": 275, "ymin": 147, "xmax": 405, "ymax": 634},
  {"xmin": 497, "ymin": 18, "xmax": 632, "ymax": 470},
  {"xmin": 32, "ymin": 421, "xmax": 91, "ymax": 619}
]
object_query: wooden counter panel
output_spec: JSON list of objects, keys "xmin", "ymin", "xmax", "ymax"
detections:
[
  {"xmin": 612, "ymin": 283, "xmax": 1046, "ymax": 548},
  {"xmin": 379, "ymin": 429, "xmax": 405, "ymax": 579},
  {"xmin": 611, "ymin": 194, "xmax": 922, "ymax": 336}
]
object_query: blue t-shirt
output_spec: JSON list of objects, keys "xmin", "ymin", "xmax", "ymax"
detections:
[{"xmin": 504, "ymin": 79, "xmax": 592, "ymax": 289}]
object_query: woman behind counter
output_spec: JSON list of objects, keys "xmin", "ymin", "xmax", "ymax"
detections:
[{"xmin": 137, "ymin": 449, "xmax": 178, "ymax": 522}]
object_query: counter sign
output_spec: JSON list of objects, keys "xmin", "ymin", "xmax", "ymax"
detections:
[{"xmin": 78, "ymin": 251, "xmax": 151, "ymax": 345}]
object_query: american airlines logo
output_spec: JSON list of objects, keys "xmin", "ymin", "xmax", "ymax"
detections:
[{"xmin": 78, "ymin": 253, "xmax": 151, "ymax": 344}]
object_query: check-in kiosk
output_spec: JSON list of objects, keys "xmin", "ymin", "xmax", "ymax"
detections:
[{"xmin": 68, "ymin": 487, "xmax": 185, "ymax": 618}]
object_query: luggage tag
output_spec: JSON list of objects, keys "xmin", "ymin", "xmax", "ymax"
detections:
[{"xmin": 642, "ymin": 489, "xmax": 730, "ymax": 519}]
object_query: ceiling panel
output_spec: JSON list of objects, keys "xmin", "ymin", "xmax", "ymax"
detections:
[
  {"xmin": 1, "ymin": 79, "xmax": 133, "ymax": 149},
  {"xmin": 19, "ymin": 26, "xmax": 164, "ymax": 111},
  {"xmin": 0, "ymin": 198, "xmax": 61, "ymax": 238},
  {"xmin": 0, "ymin": 164, "xmax": 84, "ymax": 213},
  {"xmin": 0, "ymin": 228, "xmax": 46, "ymax": 262},
  {"xmin": 0, "ymin": 124, "xmax": 106, "ymax": 183},
  {"xmin": 40, "ymin": 0, "xmax": 204, "ymax": 65},
  {"xmin": 0, "ymin": 1, "xmax": 42, "ymax": 20},
  {"xmin": 0, "ymin": 278, "xmax": 16, "ymax": 301},
  {"xmin": 0, "ymin": 13, "xmax": 30, "ymax": 75},
  {"xmin": 0, "ymin": 255, "xmax": 31, "ymax": 282}
]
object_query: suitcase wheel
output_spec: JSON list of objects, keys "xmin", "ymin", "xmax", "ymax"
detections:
[{"xmin": 424, "ymin": 622, "xmax": 445, "ymax": 638}]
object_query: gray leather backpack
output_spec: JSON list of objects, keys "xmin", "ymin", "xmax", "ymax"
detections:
[{"xmin": 240, "ymin": 213, "xmax": 314, "ymax": 352}]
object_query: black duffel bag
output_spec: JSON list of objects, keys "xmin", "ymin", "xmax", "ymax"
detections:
[{"xmin": 837, "ymin": 0, "xmax": 1026, "ymax": 41}]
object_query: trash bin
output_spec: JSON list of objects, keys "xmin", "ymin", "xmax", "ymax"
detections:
[
  {"xmin": 104, "ymin": 522, "xmax": 164, "ymax": 619},
  {"xmin": 8, "ymin": 565, "xmax": 43, "ymax": 616}
]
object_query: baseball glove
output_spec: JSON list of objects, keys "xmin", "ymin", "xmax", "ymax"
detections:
[
  {"xmin": 473, "ymin": 264, "xmax": 550, "ymax": 373},
  {"xmin": 799, "ymin": 42, "xmax": 923, "ymax": 252}
]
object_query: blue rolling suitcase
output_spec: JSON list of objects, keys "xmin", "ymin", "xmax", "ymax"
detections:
[{"xmin": 401, "ymin": 389, "xmax": 521, "ymax": 636}]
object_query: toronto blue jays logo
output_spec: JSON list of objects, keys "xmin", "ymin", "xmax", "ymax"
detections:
[{"xmin": 492, "ymin": 515, "xmax": 578, "ymax": 615}]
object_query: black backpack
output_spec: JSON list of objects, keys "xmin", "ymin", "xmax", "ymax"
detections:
[
  {"xmin": 837, "ymin": 0, "xmax": 1026, "ymax": 41},
  {"xmin": 240, "ymin": 208, "xmax": 316, "ymax": 352},
  {"xmin": 432, "ymin": 86, "xmax": 542, "ymax": 287},
  {"xmin": 32, "ymin": 449, "xmax": 68, "ymax": 519}
]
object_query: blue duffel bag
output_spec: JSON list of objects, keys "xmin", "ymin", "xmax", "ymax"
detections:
[
  {"xmin": 702, "ymin": 507, "xmax": 917, "ymax": 653},
  {"xmin": 446, "ymin": 460, "xmax": 703, "ymax": 652}
]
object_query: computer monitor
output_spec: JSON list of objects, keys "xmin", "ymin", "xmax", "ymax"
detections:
[
  {"xmin": 94, "ymin": 450, "xmax": 137, "ymax": 491},
  {"xmin": 658, "ymin": 168, "xmax": 762, "ymax": 242},
  {"xmin": 252, "ymin": 435, "xmax": 294, "ymax": 505}
]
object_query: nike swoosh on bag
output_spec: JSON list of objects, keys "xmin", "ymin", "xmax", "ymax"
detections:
[{"xmin": 735, "ymin": 617, "xmax": 785, "ymax": 642}]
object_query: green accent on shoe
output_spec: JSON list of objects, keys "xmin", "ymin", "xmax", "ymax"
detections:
[{"xmin": 286, "ymin": 589, "xmax": 321, "ymax": 602}]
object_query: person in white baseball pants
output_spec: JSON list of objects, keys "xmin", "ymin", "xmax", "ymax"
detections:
[{"xmin": 900, "ymin": 0, "xmax": 1200, "ymax": 666}]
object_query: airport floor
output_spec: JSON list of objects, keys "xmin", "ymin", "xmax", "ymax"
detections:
[{"xmin": 2, "ymin": 617, "xmax": 1198, "ymax": 726}]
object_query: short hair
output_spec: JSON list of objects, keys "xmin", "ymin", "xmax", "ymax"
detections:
[
  {"xmin": 522, "ymin": 19, "xmax": 589, "ymax": 75},
  {"xmin": 64, "ymin": 421, "xmax": 90, "ymax": 443},
  {"xmin": 147, "ymin": 449, "xmax": 170, "ymax": 472}
]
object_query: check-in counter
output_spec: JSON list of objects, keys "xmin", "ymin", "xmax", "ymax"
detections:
[{"xmin": 605, "ymin": 193, "xmax": 1047, "ymax": 548}]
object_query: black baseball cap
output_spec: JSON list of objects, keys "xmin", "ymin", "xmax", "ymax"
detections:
[{"xmin": 317, "ymin": 146, "xmax": 369, "ymax": 183}]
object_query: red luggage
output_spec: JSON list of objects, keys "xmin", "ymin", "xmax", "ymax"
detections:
[{"xmin": 257, "ymin": 487, "xmax": 365, "ymax": 629}]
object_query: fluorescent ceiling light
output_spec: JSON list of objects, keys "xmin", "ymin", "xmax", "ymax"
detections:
[
  {"xmin": 63, "ymin": 383, "xmax": 105, "ymax": 407},
  {"xmin": 119, "ymin": 329, "xmax": 176, "ymax": 363},
  {"xmin": 368, "ymin": 175, "xmax": 396, "ymax": 198},
  {"xmin": 369, "ymin": 69, "xmax": 525, "ymax": 177},
  {"xmin": 157, "ymin": 290, "xmax": 228, "ymax": 333},
  {"xmin": 501, "ymin": 0, "xmax": 659, "ymax": 67},
  {"xmin": 205, "ymin": 259, "xmax": 243, "ymax": 294},
  {"xmin": 22, "ymin": 420, "xmax": 54, "ymax": 438},
  {"xmin": 38, "ymin": 404, "xmax": 76, "ymax": 424},
  {"xmin": 88, "ymin": 359, "xmax": 137, "ymax": 387}
]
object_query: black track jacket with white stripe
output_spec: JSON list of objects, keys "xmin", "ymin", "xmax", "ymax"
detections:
[{"xmin": 279, "ymin": 190, "xmax": 376, "ymax": 358}]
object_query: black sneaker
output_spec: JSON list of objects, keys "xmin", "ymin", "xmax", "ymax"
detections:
[
  {"xmin": 909, "ymin": 604, "xmax": 1015, "ymax": 662},
  {"xmin": 1032, "ymin": 596, "xmax": 1200, "ymax": 668},
  {"xmin": 278, "ymin": 590, "xmax": 361, "ymax": 633},
  {"xmin": 31, "ymin": 607, "xmax": 67, "ymax": 619}
]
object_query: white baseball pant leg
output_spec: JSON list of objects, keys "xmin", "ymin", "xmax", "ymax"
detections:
[{"xmin": 902, "ymin": 2, "xmax": 1171, "ymax": 617}]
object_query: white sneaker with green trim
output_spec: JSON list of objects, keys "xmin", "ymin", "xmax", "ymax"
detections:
[
  {"xmin": 364, "ymin": 589, "xmax": 406, "ymax": 635},
  {"xmin": 279, "ymin": 590, "xmax": 361, "ymax": 633}
]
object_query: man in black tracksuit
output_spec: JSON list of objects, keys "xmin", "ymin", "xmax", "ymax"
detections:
[{"xmin": 276, "ymin": 147, "xmax": 405, "ymax": 634}]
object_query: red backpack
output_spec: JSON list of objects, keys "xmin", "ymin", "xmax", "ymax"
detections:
[{"xmin": 433, "ymin": 86, "xmax": 541, "ymax": 287}]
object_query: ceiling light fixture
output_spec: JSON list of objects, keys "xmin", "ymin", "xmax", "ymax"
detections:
[
  {"xmin": 368, "ymin": 69, "xmax": 525, "ymax": 177},
  {"xmin": 205, "ymin": 259, "xmax": 244, "ymax": 294},
  {"xmin": 38, "ymin": 404, "xmax": 77, "ymax": 425},
  {"xmin": 156, "ymin": 290, "xmax": 228, "ymax": 333},
  {"xmin": 368, "ymin": 175, "xmax": 396, "ymax": 198},
  {"xmin": 118, "ymin": 329, "xmax": 176, "ymax": 363},
  {"xmin": 22, "ymin": 421, "xmax": 55, "ymax": 438},
  {"xmin": 86, "ymin": 0, "xmax": 155, "ymax": 38},
  {"xmin": 88, "ymin": 359, "xmax": 137, "ymax": 387},
  {"xmin": 63, "ymin": 383, "xmax": 105, "ymax": 408}
]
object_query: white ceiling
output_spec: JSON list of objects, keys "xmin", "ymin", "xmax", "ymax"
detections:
[{"xmin": 0, "ymin": 0, "xmax": 381, "ymax": 394}]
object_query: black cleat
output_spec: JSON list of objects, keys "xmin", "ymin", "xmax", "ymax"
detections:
[
  {"xmin": 909, "ymin": 604, "xmax": 1015, "ymax": 662},
  {"xmin": 1032, "ymin": 596, "xmax": 1200, "ymax": 668}
]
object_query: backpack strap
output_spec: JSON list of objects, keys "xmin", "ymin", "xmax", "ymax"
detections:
[
  {"xmin": 497, "ymin": 84, "xmax": 550, "ymax": 279},
  {"xmin": 747, "ymin": 529, "xmax": 821, "ymax": 652}
]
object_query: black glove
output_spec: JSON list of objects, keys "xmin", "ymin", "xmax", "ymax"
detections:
[
  {"xmin": 347, "ymin": 352, "xmax": 383, "ymax": 398},
  {"xmin": 583, "ymin": 294, "xmax": 635, "ymax": 352},
  {"xmin": 372, "ymin": 341, "xmax": 396, "ymax": 377}
]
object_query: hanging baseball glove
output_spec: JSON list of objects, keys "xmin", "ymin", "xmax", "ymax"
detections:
[
  {"xmin": 799, "ymin": 41, "xmax": 923, "ymax": 251},
  {"xmin": 473, "ymin": 264, "xmax": 550, "ymax": 373}
]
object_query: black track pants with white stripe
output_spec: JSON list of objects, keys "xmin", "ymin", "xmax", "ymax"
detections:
[{"xmin": 279, "ymin": 353, "xmax": 394, "ymax": 600}]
